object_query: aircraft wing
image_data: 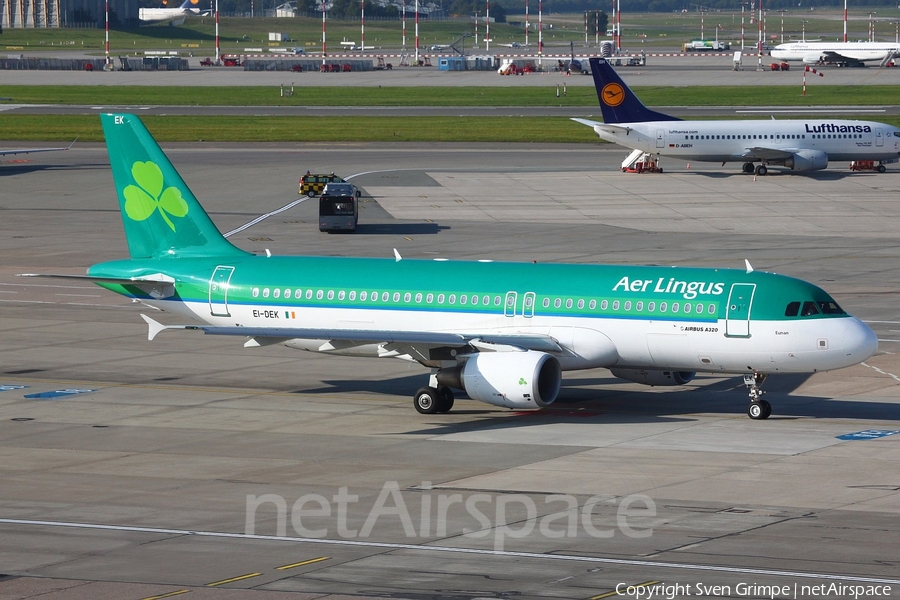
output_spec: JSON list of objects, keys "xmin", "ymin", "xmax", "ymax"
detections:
[
  {"xmin": 1, "ymin": 139, "xmax": 76, "ymax": 157},
  {"xmin": 141, "ymin": 315, "xmax": 564, "ymax": 354},
  {"xmin": 739, "ymin": 146, "xmax": 796, "ymax": 161}
]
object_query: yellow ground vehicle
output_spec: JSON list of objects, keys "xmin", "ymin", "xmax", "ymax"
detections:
[{"xmin": 299, "ymin": 173, "xmax": 344, "ymax": 197}]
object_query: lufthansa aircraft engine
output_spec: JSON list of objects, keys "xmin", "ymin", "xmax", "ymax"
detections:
[
  {"xmin": 438, "ymin": 350, "xmax": 562, "ymax": 409},
  {"xmin": 610, "ymin": 368, "xmax": 695, "ymax": 387},
  {"xmin": 785, "ymin": 149, "xmax": 828, "ymax": 172}
]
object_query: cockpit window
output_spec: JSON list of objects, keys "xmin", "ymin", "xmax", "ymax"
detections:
[
  {"xmin": 818, "ymin": 301, "xmax": 845, "ymax": 315},
  {"xmin": 800, "ymin": 301, "xmax": 820, "ymax": 317},
  {"xmin": 785, "ymin": 301, "xmax": 800, "ymax": 317}
]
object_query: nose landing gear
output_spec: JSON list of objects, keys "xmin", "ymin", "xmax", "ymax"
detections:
[{"xmin": 744, "ymin": 372, "xmax": 772, "ymax": 420}]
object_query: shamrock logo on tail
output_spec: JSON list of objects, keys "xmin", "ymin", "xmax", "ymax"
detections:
[{"xmin": 123, "ymin": 161, "xmax": 189, "ymax": 232}]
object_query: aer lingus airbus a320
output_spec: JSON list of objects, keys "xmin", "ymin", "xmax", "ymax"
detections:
[
  {"xmin": 23, "ymin": 114, "xmax": 878, "ymax": 419},
  {"xmin": 574, "ymin": 57, "xmax": 900, "ymax": 175}
]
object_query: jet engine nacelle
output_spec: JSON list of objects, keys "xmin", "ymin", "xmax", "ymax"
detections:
[
  {"xmin": 438, "ymin": 350, "xmax": 562, "ymax": 409},
  {"xmin": 785, "ymin": 149, "xmax": 828, "ymax": 172},
  {"xmin": 610, "ymin": 368, "xmax": 695, "ymax": 387},
  {"xmin": 802, "ymin": 54, "xmax": 824, "ymax": 64}
]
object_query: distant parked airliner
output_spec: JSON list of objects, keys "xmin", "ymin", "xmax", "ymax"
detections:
[{"xmin": 573, "ymin": 57, "xmax": 900, "ymax": 175}]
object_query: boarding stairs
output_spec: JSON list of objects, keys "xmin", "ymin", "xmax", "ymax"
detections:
[
  {"xmin": 881, "ymin": 51, "xmax": 899, "ymax": 67},
  {"xmin": 621, "ymin": 149, "xmax": 663, "ymax": 173}
]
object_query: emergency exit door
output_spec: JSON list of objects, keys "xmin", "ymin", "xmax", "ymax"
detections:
[{"xmin": 209, "ymin": 266, "xmax": 235, "ymax": 317}]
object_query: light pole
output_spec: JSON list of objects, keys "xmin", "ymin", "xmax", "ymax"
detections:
[
  {"xmin": 486, "ymin": 0, "xmax": 490, "ymax": 52},
  {"xmin": 842, "ymin": 0, "xmax": 848, "ymax": 43},
  {"xmin": 214, "ymin": 0, "xmax": 219, "ymax": 64},
  {"xmin": 741, "ymin": 2, "xmax": 747, "ymax": 50},
  {"xmin": 778, "ymin": 9, "xmax": 786, "ymax": 44},
  {"xmin": 868, "ymin": 12, "xmax": 876, "ymax": 42},
  {"xmin": 524, "ymin": 0, "xmax": 529, "ymax": 47},
  {"xmin": 757, "ymin": 0, "xmax": 763, "ymax": 71}
]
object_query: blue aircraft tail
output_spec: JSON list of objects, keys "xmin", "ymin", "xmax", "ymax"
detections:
[{"xmin": 588, "ymin": 57, "xmax": 680, "ymax": 124}]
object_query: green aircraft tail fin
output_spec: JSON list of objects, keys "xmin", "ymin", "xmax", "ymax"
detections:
[{"xmin": 100, "ymin": 113, "xmax": 250, "ymax": 259}]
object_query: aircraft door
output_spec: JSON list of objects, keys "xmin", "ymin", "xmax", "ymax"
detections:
[
  {"xmin": 504, "ymin": 291, "xmax": 518, "ymax": 317},
  {"xmin": 523, "ymin": 292, "xmax": 536, "ymax": 318},
  {"xmin": 209, "ymin": 265, "xmax": 235, "ymax": 318},
  {"xmin": 656, "ymin": 129, "xmax": 665, "ymax": 149},
  {"xmin": 725, "ymin": 283, "xmax": 755, "ymax": 337},
  {"xmin": 876, "ymin": 128, "xmax": 884, "ymax": 147}
]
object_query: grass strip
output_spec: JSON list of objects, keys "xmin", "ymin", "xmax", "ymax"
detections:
[{"xmin": 0, "ymin": 114, "xmax": 599, "ymax": 143}]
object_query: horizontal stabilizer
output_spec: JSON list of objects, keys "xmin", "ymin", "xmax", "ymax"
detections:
[
  {"xmin": 141, "ymin": 314, "xmax": 190, "ymax": 341},
  {"xmin": 19, "ymin": 272, "xmax": 176, "ymax": 299}
]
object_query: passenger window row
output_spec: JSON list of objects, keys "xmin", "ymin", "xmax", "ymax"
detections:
[
  {"xmin": 686, "ymin": 134, "xmax": 807, "ymax": 140},
  {"xmin": 249, "ymin": 287, "xmax": 719, "ymax": 316},
  {"xmin": 251, "ymin": 287, "xmax": 505, "ymax": 307}
]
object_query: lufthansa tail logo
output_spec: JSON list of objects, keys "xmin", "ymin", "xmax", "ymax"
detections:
[{"xmin": 601, "ymin": 83, "xmax": 625, "ymax": 107}]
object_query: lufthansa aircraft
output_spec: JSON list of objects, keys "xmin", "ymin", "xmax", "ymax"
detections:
[
  {"xmin": 573, "ymin": 57, "xmax": 900, "ymax": 175},
  {"xmin": 22, "ymin": 114, "xmax": 878, "ymax": 420},
  {"xmin": 771, "ymin": 41, "xmax": 900, "ymax": 67},
  {"xmin": 139, "ymin": 0, "xmax": 204, "ymax": 23}
]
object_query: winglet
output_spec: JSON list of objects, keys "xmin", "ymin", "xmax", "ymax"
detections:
[
  {"xmin": 394, "ymin": 248, "xmax": 402, "ymax": 262},
  {"xmin": 745, "ymin": 259, "xmax": 754, "ymax": 273},
  {"xmin": 141, "ymin": 313, "xmax": 168, "ymax": 341}
]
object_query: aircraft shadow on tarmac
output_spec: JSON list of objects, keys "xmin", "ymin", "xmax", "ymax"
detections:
[
  {"xmin": 352, "ymin": 222, "xmax": 449, "ymax": 235},
  {"xmin": 0, "ymin": 163, "xmax": 103, "ymax": 175},
  {"xmin": 302, "ymin": 371, "xmax": 900, "ymax": 430},
  {"xmin": 686, "ymin": 170, "xmax": 856, "ymax": 180}
]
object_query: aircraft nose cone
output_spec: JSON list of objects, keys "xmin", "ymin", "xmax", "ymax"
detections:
[{"xmin": 845, "ymin": 318, "xmax": 878, "ymax": 363}]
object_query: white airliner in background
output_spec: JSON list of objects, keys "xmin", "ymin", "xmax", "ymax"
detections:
[
  {"xmin": 1, "ymin": 140, "xmax": 76, "ymax": 159},
  {"xmin": 574, "ymin": 57, "xmax": 900, "ymax": 176},
  {"xmin": 139, "ymin": 0, "xmax": 204, "ymax": 23},
  {"xmin": 770, "ymin": 41, "xmax": 900, "ymax": 66}
]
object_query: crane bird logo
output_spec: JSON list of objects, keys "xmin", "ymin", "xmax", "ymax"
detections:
[{"xmin": 601, "ymin": 83, "xmax": 625, "ymax": 107}]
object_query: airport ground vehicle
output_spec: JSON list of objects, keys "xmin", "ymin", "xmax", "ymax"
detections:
[
  {"xmin": 299, "ymin": 173, "xmax": 345, "ymax": 197},
  {"xmin": 849, "ymin": 160, "xmax": 888, "ymax": 172},
  {"xmin": 319, "ymin": 183, "xmax": 358, "ymax": 232}
]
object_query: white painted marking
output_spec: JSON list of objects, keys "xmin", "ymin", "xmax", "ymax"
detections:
[
  {"xmin": 223, "ymin": 198, "xmax": 308, "ymax": 238},
  {"xmin": 0, "ymin": 518, "xmax": 898, "ymax": 585},
  {"xmin": 736, "ymin": 109, "xmax": 887, "ymax": 114},
  {"xmin": 860, "ymin": 362, "xmax": 900, "ymax": 383}
]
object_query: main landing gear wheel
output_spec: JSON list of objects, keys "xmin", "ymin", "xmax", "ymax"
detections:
[
  {"xmin": 748, "ymin": 400, "xmax": 772, "ymax": 420},
  {"xmin": 877, "ymin": 164, "xmax": 887, "ymax": 173},
  {"xmin": 742, "ymin": 162, "xmax": 755, "ymax": 174},
  {"xmin": 755, "ymin": 164, "xmax": 768, "ymax": 176},
  {"xmin": 414, "ymin": 386, "xmax": 441, "ymax": 414},
  {"xmin": 437, "ymin": 386, "xmax": 454, "ymax": 413},
  {"xmin": 743, "ymin": 372, "xmax": 771, "ymax": 420},
  {"xmin": 414, "ymin": 386, "xmax": 455, "ymax": 414}
]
